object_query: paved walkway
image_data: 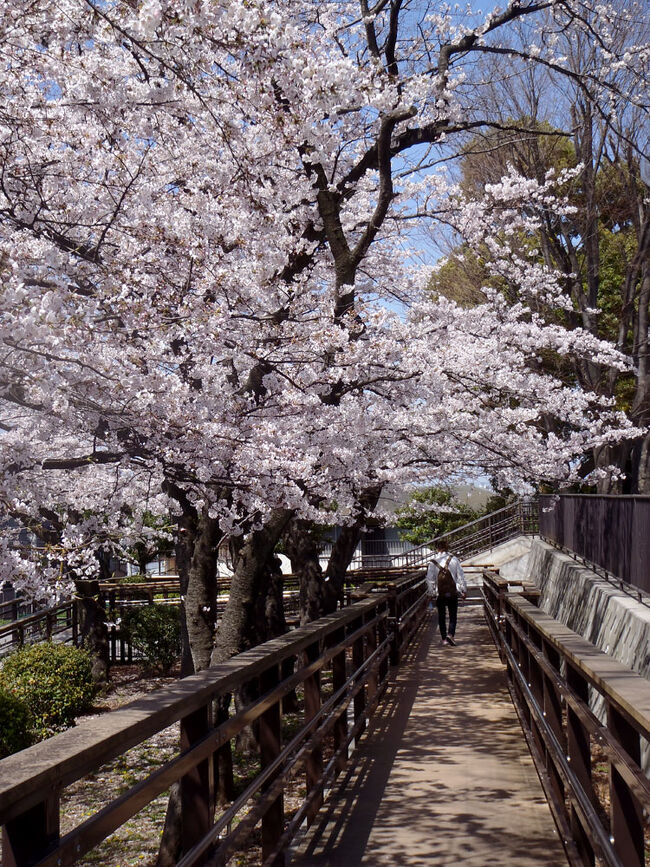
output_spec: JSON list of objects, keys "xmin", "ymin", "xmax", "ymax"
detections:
[{"xmin": 290, "ymin": 604, "xmax": 567, "ymax": 866}]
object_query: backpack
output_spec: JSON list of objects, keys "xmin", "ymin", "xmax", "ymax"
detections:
[{"xmin": 436, "ymin": 555, "xmax": 457, "ymax": 597}]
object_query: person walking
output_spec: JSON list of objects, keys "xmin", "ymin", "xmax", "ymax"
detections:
[{"xmin": 426, "ymin": 544, "xmax": 467, "ymax": 646}]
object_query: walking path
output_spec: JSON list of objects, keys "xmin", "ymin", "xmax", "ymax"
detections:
[{"xmin": 290, "ymin": 604, "xmax": 567, "ymax": 866}]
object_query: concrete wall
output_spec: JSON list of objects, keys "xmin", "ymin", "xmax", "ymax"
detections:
[
  {"xmin": 526, "ymin": 539, "xmax": 650, "ymax": 683},
  {"xmin": 461, "ymin": 536, "xmax": 534, "ymax": 585}
]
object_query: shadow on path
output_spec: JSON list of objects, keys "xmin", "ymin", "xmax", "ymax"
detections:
[{"xmin": 289, "ymin": 606, "xmax": 566, "ymax": 866}]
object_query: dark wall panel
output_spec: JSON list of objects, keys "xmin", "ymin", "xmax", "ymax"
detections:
[{"xmin": 539, "ymin": 495, "xmax": 650, "ymax": 594}]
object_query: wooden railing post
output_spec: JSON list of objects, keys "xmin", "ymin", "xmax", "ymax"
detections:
[
  {"xmin": 259, "ymin": 664, "xmax": 284, "ymax": 866},
  {"xmin": 180, "ymin": 703, "xmax": 213, "ymax": 859},
  {"xmin": 565, "ymin": 663, "xmax": 595, "ymax": 867},
  {"xmin": 304, "ymin": 639, "xmax": 323, "ymax": 824},
  {"xmin": 607, "ymin": 704, "xmax": 644, "ymax": 867},
  {"xmin": 387, "ymin": 583, "xmax": 399, "ymax": 666},
  {"xmin": 71, "ymin": 599, "xmax": 79, "ymax": 646},
  {"xmin": 45, "ymin": 610, "xmax": 54, "ymax": 640},
  {"xmin": 107, "ymin": 590, "xmax": 116, "ymax": 663},
  {"xmin": 527, "ymin": 627, "xmax": 544, "ymax": 756},
  {"xmin": 351, "ymin": 615, "xmax": 366, "ymax": 738},
  {"xmin": 542, "ymin": 641, "xmax": 565, "ymax": 812},
  {"xmin": 366, "ymin": 610, "xmax": 378, "ymax": 705},
  {"xmin": 327, "ymin": 626, "xmax": 348, "ymax": 775},
  {"xmin": 377, "ymin": 601, "xmax": 389, "ymax": 686},
  {"xmin": 2, "ymin": 793, "xmax": 60, "ymax": 867}
]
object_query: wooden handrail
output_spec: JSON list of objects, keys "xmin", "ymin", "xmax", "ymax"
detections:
[
  {"xmin": 0, "ymin": 602, "xmax": 74, "ymax": 637},
  {"xmin": 0, "ymin": 597, "xmax": 382, "ymax": 817},
  {"xmin": 0, "ymin": 575, "xmax": 429, "ymax": 866},
  {"xmin": 506, "ymin": 596, "xmax": 650, "ymax": 738},
  {"xmin": 485, "ymin": 588, "xmax": 650, "ymax": 867}
]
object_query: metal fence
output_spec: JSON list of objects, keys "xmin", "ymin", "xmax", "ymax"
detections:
[
  {"xmin": 390, "ymin": 500, "xmax": 539, "ymax": 568},
  {"xmin": 539, "ymin": 494, "xmax": 650, "ymax": 594}
]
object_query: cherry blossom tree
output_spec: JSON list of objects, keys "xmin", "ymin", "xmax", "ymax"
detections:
[
  {"xmin": 433, "ymin": 0, "xmax": 650, "ymax": 490},
  {"xmin": 2, "ymin": 2, "xmax": 647, "ymax": 855},
  {"xmin": 0, "ymin": 0, "xmax": 646, "ymax": 681}
]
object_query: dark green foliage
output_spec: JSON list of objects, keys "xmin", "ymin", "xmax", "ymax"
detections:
[
  {"xmin": 0, "ymin": 687, "xmax": 33, "ymax": 757},
  {"xmin": 396, "ymin": 487, "xmax": 480, "ymax": 545},
  {"xmin": 121, "ymin": 604, "xmax": 180, "ymax": 673},
  {"xmin": 0, "ymin": 642, "xmax": 98, "ymax": 739},
  {"xmin": 119, "ymin": 573, "xmax": 153, "ymax": 584}
]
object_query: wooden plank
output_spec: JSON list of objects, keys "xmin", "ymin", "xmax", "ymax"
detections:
[
  {"xmin": 304, "ymin": 640, "xmax": 323, "ymax": 825},
  {"xmin": 292, "ymin": 607, "xmax": 565, "ymax": 866},
  {"xmin": 180, "ymin": 705, "xmax": 212, "ymax": 858},
  {"xmin": 508, "ymin": 597, "xmax": 650, "ymax": 737},
  {"xmin": 607, "ymin": 704, "xmax": 644, "ymax": 867}
]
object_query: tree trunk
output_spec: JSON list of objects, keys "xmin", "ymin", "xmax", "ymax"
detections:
[
  {"xmin": 284, "ymin": 518, "xmax": 327, "ymax": 625},
  {"xmin": 210, "ymin": 508, "xmax": 294, "ymax": 664},
  {"xmin": 323, "ymin": 524, "xmax": 364, "ymax": 609},
  {"xmin": 75, "ymin": 578, "xmax": 110, "ymax": 684},
  {"xmin": 158, "ymin": 496, "xmax": 220, "ymax": 864},
  {"xmin": 284, "ymin": 488, "xmax": 383, "ymax": 624},
  {"xmin": 207, "ymin": 510, "xmax": 293, "ymax": 771},
  {"xmin": 184, "ymin": 510, "xmax": 220, "ymax": 673},
  {"xmin": 593, "ymin": 442, "xmax": 632, "ymax": 494},
  {"xmin": 324, "ymin": 486, "xmax": 382, "ymax": 609},
  {"xmin": 174, "ymin": 507, "xmax": 196, "ymax": 679},
  {"xmin": 165, "ymin": 487, "xmax": 221, "ymax": 676},
  {"xmin": 262, "ymin": 554, "xmax": 288, "ymax": 640},
  {"xmin": 634, "ymin": 433, "xmax": 650, "ymax": 494}
]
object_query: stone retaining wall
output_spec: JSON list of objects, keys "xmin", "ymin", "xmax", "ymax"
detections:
[{"xmin": 526, "ymin": 539, "xmax": 650, "ymax": 683}]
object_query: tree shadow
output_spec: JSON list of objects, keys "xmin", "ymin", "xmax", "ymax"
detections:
[{"xmin": 289, "ymin": 609, "xmax": 566, "ymax": 866}]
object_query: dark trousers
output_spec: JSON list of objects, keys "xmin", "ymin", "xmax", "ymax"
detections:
[{"xmin": 436, "ymin": 594, "xmax": 459, "ymax": 639}]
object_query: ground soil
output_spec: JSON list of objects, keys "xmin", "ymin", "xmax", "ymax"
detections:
[{"xmin": 62, "ymin": 664, "xmax": 182, "ymax": 867}]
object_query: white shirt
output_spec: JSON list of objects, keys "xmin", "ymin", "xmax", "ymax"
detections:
[{"xmin": 426, "ymin": 552, "xmax": 467, "ymax": 597}]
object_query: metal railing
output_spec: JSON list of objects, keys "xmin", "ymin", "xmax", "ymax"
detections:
[
  {"xmin": 539, "ymin": 494, "xmax": 650, "ymax": 594},
  {"xmin": 0, "ymin": 570, "xmax": 428, "ymax": 867},
  {"xmin": 484, "ymin": 579, "xmax": 650, "ymax": 867},
  {"xmin": 390, "ymin": 500, "xmax": 539, "ymax": 568}
]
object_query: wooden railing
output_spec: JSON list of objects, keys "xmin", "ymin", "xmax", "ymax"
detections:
[
  {"xmin": 484, "ymin": 581, "xmax": 650, "ymax": 867},
  {"xmin": 0, "ymin": 600, "xmax": 78, "ymax": 659},
  {"xmin": 0, "ymin": 567, "xmax": 425, "ymax": 662},
  {"xmin": 0, "ymin": 570, "xmax": 428, "ymax": 867},
  {"xmin": 390, "ymin": 500, "xmax": 539, "ymax": 568},
  {"xmin": 0, "ymin": 596, "xmax": 41, "ymax": 622}
]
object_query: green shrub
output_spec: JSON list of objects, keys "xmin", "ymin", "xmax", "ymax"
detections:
[
  {"xmin": 0, "ymin": 642, "xmax": 98, "ymax": 738},
  {"xmin": 121, "ymin": 604, "xmax": 180, "ymax": 673},
  {"xmin": 118, "ymin": 573, "xmax": 151, "ymax": 585},
  {"xmin": 0, "ymin": 688, "xmax": 33, "ymax": 757}
]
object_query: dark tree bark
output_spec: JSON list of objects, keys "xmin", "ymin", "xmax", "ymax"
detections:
[
  {"xmin": 285, "ymin": 487, "xmax": 383, "ymax": 623},
  {"xmin": 174, "ymin": 507, "xmax": 196, "ymax": 679},
  {"xmin": 261, "ymin": 554, "xmax": 288, "ymax": 640},
  {"xmin": 165, "ymin": 484, "xmax": 221, "ymax": 675},
  {"xmin": 207, "ymin": 510, "xmax": 293, "ymax": 763},
  {"xmin": 184, "ymin": 510, "xmax": 220, "ymax": 673},
  {"xmin": 283, "ymin": 517, "xmax": 327, "ymax": 625},
  {"xmin": 158, "ymin": 491, "xmax": 221, "ymax": 864},
  {"xmin": 75, "ymin": 577, "xmax": 110, "ymax": 684},
  {"xmin": 210, "ymin": 508, "xmax": 294, "ymax": 664}
]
